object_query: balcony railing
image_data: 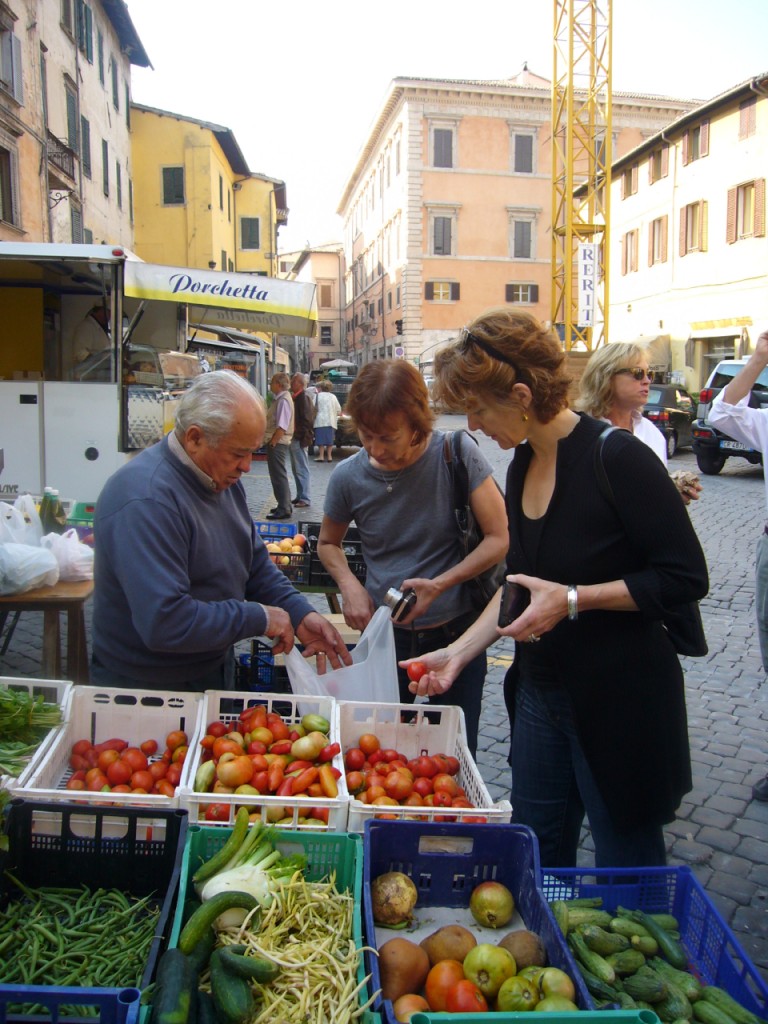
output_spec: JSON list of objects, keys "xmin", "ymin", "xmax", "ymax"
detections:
[{"xmin": 47, "ymin": 132, "xmax": 76, "ymax": 180}]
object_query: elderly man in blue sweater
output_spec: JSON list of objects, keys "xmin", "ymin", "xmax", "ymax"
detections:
[{"xmin": 91, "ymin": 370, "xmax": 351, "ymax": 691}]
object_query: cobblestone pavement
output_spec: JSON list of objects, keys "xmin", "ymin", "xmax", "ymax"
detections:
[{"xmin": 1, "ymin": 414, "xmax": 767, "ymax": 981}]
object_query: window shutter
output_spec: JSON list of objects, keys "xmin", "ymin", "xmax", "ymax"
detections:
[
  {"xmin": 84, "ymin": 4, "xmax": 93, "ymax": 62},
  {"xmin": 700, "ymin": 120, "xmax": 709, "ymax": 157},
  {"xmin": 621, "ymin": 171, "xmax": 627, "ymax": 200},
  {"xmin": 700, "ymin": 201, "xmax": 708, "ymax": 251},
  {"xmin": 648, "ymin": 155, "xmax": 654, "ymax": 185},
  {"xmin": 755, "ymin": 178, "xmax": 766, "ymax": 237},
  {"xmin": 531, "ymin": 284, "xmax": 539, "ymax": 303},
  {"xmin": 726, "ymin": 187, "xmax": 738, "ymax": 244},
  {"xmin": 425, "ymin": 282, "xmax": 434, "ymax": 300},
  {"xmin": 80, "ymin": 116, "xmax": 91, "ymax": 177},
  {"xmin": 631, "ymin": 165, "xmax": 638, "ymax": 193},
  {"xmin": 661, "ymin": 145, "xmax": 669, "ymax": 178},
  {"xmin": 66, "ymin": 91, "xmax": 77, "ymax": 149},
  {"xmin": 9, "ymin": 33, "xmax": 22, "ymax": 103},
  {"xmin": 450, "ymin": 282, "xmax": 460, "ymax": 300},
  {"xmin": 505, "ymin": 284, "xmax": 514, "ymax": 302},
  {"xmin": 9, "ymin": 150, "xmax": 19, "ymax": 225},
  {"xmin": 621, "ymin": 234, "xmax": 627, "ymax": 275},
  {"xmin": 661, "ymin": 215, "xmax": 668, "ymax": 262},
  {"xmin": 648, "ymin": 223, "xmax": 654, "ymax": 266},
  {"xmin": 679, "ymin": 209, "xmax": 687, "ymax": 257},
  {"xmin": 681, "ymin": 133, "xmax": 689, "ymax": 166},
  {"xmin": 632, "ymin": 230, "xmax": 639, "ymax": 272}
]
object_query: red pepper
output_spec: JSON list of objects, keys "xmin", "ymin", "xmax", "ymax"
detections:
[
  {"xmin": 318, "ymin": 742, "xmax": 341, "ymax": 763},
  {"xmin": 318, "ymin": 763, "xmax": 339, "ymax": 798},
  {"xmin": 291, "ymin": 766, "xmax": 319, "ymax": 794},
  {"xmin": 93, "ymin": 738, "xmax": 128, "ymax": 754}
]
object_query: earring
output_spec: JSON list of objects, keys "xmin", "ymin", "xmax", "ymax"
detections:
[{"xmin": 522, "ymin": 412, "xmax": 529, "ymax": 423}]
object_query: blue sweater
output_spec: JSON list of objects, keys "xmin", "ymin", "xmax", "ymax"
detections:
[{"xmin": 92, "ymin": 437, "xmax": 314, "ymax": 686}]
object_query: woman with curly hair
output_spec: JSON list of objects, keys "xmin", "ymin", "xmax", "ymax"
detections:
[{"xmin": 404, "ymin": 308, "xmax": 708, "ymax": 867}]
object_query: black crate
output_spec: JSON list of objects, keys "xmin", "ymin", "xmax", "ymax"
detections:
[
  {"xmin": 298, "ymin": 521, "xmax": 361, "ymax": 544},
  {"xmin": 235, "ymin": 642, "xmax": 292, "ymax": 697},
  {"xmin": 1, "ymin": 800, "xmax": 187, "ymax": 995},
  {"xmin": 300, "ymin": 524, "xmax": 366, "ymax": 586},
  {"xmin": 268, "ymin": 550, "xmax": 310, "ymax": 584}
]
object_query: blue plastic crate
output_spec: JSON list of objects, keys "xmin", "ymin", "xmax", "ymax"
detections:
[
  {"xmin": 541, "ymin": 866, "xmax": 768, "ymax": 1017},
  {"xmin": 255, "ymin": 519, "xmax": 297, "ymax": 538},
  {"xmin": 0, "ymin": 986, "xmax": 140, "ymax": 1024},
  {"xmin": 363, "ymin": 820, "xmax": 590, "ymax": 1024}
]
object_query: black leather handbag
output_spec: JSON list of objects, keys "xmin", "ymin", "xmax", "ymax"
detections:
[{"xmin": 594, "ymin": 426, "xmax": 708, "ymax": 657}]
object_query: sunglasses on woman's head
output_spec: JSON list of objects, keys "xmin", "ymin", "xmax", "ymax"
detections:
[
  {"xmin": 458, "ymin": 327, "xmax": 520, "ymax": 372},
  {"xmin": 614, "ymin": 367, "xmax": 652, "ymax": 382}
]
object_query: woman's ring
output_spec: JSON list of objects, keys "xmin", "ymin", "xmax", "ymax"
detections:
[{"xmin": 527, "ymin": 633, "xmax": 541, "ymax": 643}]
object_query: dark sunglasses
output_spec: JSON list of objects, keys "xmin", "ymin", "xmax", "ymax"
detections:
[
  {"xmin": 615, "ymin": 367, "xmax": 652, "ymax": 382},
  {"xmin": 458, "ymin": 327, "xmax": 520, "ymax": 373}
]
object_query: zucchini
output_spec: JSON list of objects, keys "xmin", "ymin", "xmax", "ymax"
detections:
[
  {"xmin": 149, "ymin": 949, "xmax": 197, "ymax": 1024},
  {"xmin": 631, "ymin": 934, "xmax": 660, "ymax": 957},
  {"xmin": 618, "ymin": 908, "xmax": 688, "ymax": 970},
  {"xmin": 650, "ymin": 913, "xmax": 680, "ymax": 931},
  {"xmin": 611, "ymin": 916, "xmax": 653, "ymax": 939},
  {"xmin": 178, "ymin": 891, "xmax": 259, "ymax": 955},
  {"xmin": 623, "ymin": 967, "xmax": 669, "ymax": 1004},
  {"xmin": 209, "ymin": 948, "xmax": 255, "ymax": 1024},
  {"xmin": 193, "ymin": 806, "xmax": 251, "ymax": 884},
  {"xmin": 616, "ymin": 991, "xmax": 640, "ymax": 1010},
  {"xmin": 700, "ymin": 987, "xmax": 768, "ymax": 1024},
  {"xmin": 567, "ymin": 908, "xmax": 614, "ymax": 930},
  {"xmin": 648, "ymin": 958, "xmax": 702, "ymax": 1003},
  {"xmin": 196, "ymin": 991, "xmax": 217, "ymax": 1024},
  {"xmin": 218, "ymin": 944, "xmax": 280, "ymax": 984},
  {"xmin": 186, "ymin": 926, "xmax": 216, "ymax": 975},
  {"xmin": 694, "ymin": 1000, "xmax": 742, "ymax": 1024},
  {"xmin": 568, "ymin": 930, "xmax": 616, "ymax": 985},
  {"xmin": 655, "ymin": 983, "xmax": 694, "ymax": 1022},
  {"xmin": 576, "ymin": 964, "xmax": 622, "ymax": 1002},
  {"xmin": 564, "ymin": 897, "xmax": 605, "ymax": 908},
  {"xmin": 551, "ymin": 899, "xmax": 569, "ymax": 936},
  {"xmin": 580, "ymin": 923, "xmax": 630, "ymax": 955},
  {"xmin": 605, "ymin": 949, "xmax": 647, "ymax": 976}
]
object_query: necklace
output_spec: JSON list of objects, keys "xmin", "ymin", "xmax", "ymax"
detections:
[{"xmin": 379, "ymin": 467, "xmax": 406, "ymax": 493}]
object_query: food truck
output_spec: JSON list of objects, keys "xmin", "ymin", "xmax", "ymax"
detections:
[{"xmin": 0, "ymin": 243, "xmax": 316, "ymax": 502}]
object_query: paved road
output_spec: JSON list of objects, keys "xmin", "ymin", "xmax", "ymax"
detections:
[{"xmin": 2, "ymin": 414, "xmax": 767, "ymax": 981}]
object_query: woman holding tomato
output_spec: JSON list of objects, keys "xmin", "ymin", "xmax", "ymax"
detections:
[
  {"xmin": 401, "ymin": 308, "xmax": 708, "ymax": 868},
  {"xmin": 317, "ymin": 360, "xmax": 508, "ymax": 756}
]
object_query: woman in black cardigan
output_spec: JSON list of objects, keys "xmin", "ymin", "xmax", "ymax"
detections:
[{"xmin": 403, "ymin": 308, "xmax": 709, "ymax": 867}]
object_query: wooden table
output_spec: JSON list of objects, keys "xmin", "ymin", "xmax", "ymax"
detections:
[{"xmin": 0, "ymin": 579, "xmax": 94, "ymax": 682}]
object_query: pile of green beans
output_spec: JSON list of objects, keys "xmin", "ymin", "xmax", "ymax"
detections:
[{"xmin": 1, "ymin": 873, "xmax": 161, "ymax": 998}]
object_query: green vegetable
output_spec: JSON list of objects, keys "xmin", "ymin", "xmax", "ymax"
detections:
[
  {"xmin": 186, "ymin": 925, "xmax": 216, "ymax": 975},
  {"xmin": 178, "ymin": 891, "xmax": 258, "ymax": 955},
  {"xmin": 623, "ymin": 966, "xmax": 669, "ymax": 1004},
  {"xmin": 551, "ymin": 899, "xmax": 569, "ymax": 935},
  {"xmin": 576, "ymin": 963, "xmax": 622, "ymax": 1001},
  {"xmin": 611, "ymin": 916, "xmax": 653, "ymax": 939},
  {"xmin": 566, "ymin": 908, "xmax": 614, "ymax": 930},
  {"xmin": 563, "ymin": 896, "xmax": 605, "ymax": 908},
  {"xmin": 605, "ymin": 949, "xmax": 647, "ymax": 976},
  {"xmin": 700, "ymin": 987, "xmax": 768, "ymax": 1024},
  {"xmin": 617, "ymin": 907, "xmax": 688, "ymax": 970},
  {"xmin": 655, "ymin": 983, "xmax": 694, "ymax": 1022},
  {"xmin": 149, "ymin": 949, "xmax": 197, "ymax": 1024},
  {"xmin": 650, "ymin": 913, "xmax": 680, "ymax": 931},
  {"xmin": 568, "ymin": 930, "xmax": 616, "ymax": 984},
  {"xmin": 631, "ymin": 934, "xmax": 660, "ymax": 956},
  {"xmin": 0, "ymin": 687, "xmax": 62, "ymax": 739},
  {"xmin": 580, "ymin": 923, "xmax": 630, "ymax": 955},
  {"xmin": 195, "ymin": 989, "xmax": 217, "ymax": 1024},
  {"xmin": 648, "ymin": 957, "xmax": 702, "ymax": 1002},
  {"xmin": 217, "ymin": 944, "xmax": 279, "ymax": 983},
  {"xmin": 193, "ymin": 806, "xmax": 251, "ymax": 883},
  {"xmin": 209, "ymin": 947, "xmax": 255, "ymax": 1024},
  {"xmin": 694, "ymin": 999, "xmax": 742, "ymax": 1024}
]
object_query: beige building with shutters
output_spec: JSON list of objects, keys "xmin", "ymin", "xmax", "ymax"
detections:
[
  {"xmin": 607, "ymin": 73, "xmax": 768, "ymax": 391},
  {"xmin": 278, "ymin": 243, "xmax": 346, "ymax": 373},
  {"xmin": 336, "ymin": 66, "xmax": 694, "ymax": 368}
]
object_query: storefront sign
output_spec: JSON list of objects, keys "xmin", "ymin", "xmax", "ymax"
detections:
[{"xmin": 577, "ymin": 243, "xmax": 596, "ymax": 328}]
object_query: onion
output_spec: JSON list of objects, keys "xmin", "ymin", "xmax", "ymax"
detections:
[{"xmin": 370, "ymin": 871, "xmax": 418, "ymax": 926}]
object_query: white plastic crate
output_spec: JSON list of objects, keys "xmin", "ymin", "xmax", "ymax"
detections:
[
  {"xmin": 0, "ymin": 677, "xmax": 73, "ymax": 790},
  {"xmin": 11, "ymin": 684, "xmax": 203, "ymax": 808},
  {"xmin": 180, "ymin": 689, "xmax": 348, "ymax": 831},
  {"xmin": 339, "ymin": 700, "xmax": 512, "ymax": 832}
]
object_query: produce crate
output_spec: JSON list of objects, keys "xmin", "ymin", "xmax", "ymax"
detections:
[
  {"xmin": 67, "ymin": 501, "xmax": 96, "ymax": 526},
  {"xmin": 255, "ymin": 519, "xmax": 297, "ymax": 538},
  {"xmin": 340, "ymin": 701, "xmax": 512, "ymax": 831},
  {"xmin": 271, "ymin": 549, "xmax": 311, "ymax": 584},
  {"xmin": 0, "ymin": 985, "xmax": 141, "ymax": 1024},
  {"xmin": 0, "ymin": 677, "xmax": 73, "ymax": 790},
  {"xmin": 181, "ymin": 689, "xmax": 349, "ymax": 830},
  {"xmin": 11, "ymin": 685, "xmax": 203, "ymax": 808},
  {"xmin": 363, "ymin": 820, "xmax": 590, "ymax": 1024},
  {"xmin": 163, "ymin": 823, "xmax": 377, "ymax": 1024},
  {"xmin": 235, "ymin": 640, "xmax": 293, "ymax": 694},
  {"xmin": 309, "ymin": 536, "xmax": 367, "ymax": 587},
  {"xmin": 541, "ymin": 866, "xmax": 768, "ymax": 1017},
  {"xmin": 0, "ymin": 799, "xmax": 187, "ymax": 1005}
]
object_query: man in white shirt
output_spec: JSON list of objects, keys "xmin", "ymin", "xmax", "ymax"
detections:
[{"xmin": 709, "ymin": 329, "xmax": 768, "ymax": 802}]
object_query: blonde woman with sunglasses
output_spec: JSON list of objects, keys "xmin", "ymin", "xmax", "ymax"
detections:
[
  {"xmin": 576, "ymin": 343, "xmax": 702, "ymax": 504},
  {"xmin": 402, "ymin": 308, "xmax": 708, "ymax": 869}
]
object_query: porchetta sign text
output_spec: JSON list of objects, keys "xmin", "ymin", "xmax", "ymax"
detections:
[{"xmin": 169, "ymin": 274, "xmax": 269, "ymax": 302}]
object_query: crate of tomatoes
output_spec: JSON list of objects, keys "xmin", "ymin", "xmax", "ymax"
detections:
[
  {"xmin": 339, "ymin": 700, "xmax": 512, "ymax": 832},
  {"xmin": 11, "ymin": 685, "xmax": 203, "ymax": 809},
  {"xmin": 180, "ymin": 689, "xmax": 349, "ymax": 830}
]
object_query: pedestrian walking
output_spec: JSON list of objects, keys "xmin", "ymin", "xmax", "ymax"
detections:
[
  {"xmin": 708, "ymin": 328, "xmax": 768, "ymax": 802},
  {"xmin": 264, "ymin": 372, "xmax": 294, "ymax": 520},
  {"xmin": 313, "ymin": 380, "xmax": 342, "ymax": 462},
  {"xmin": 289, "ymin": 372, "xmax": 315, "ymax": 508}
]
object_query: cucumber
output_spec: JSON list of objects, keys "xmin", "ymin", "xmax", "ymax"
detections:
[
  {"xmin": 567, "ymin": 908, "xmax": 614, "ymax": 930},
  {"xmin": 551, "ymin": 899, "xmax": 569, "ymax": 935},
  {"xmin": 196, "ymin": 990, "xmax": 217, "ymax": 1024},
  {"xmin": 178, "ymin": 891, "xmax": 259, "ymax": 955},
  {"xmin": 605, "ymin": 949, "xmax": 647, "ymax": 976},
  {"xmin": 209, "ymin": 948, "xmax": 255, "ymax": 1024},
  {"xmin": 693, "ymin": 1000, "xmax": 742, "ymax": 1024},
  {"xmin": 611, "ymin": 916, "xmax": 653, "ymax": 939},
  {"xmin": 193, "ymin": 807, "xmax": 251, "ymax": 884},
  {"xmin": 564, "ymin": 897, "xmax": 605, "ymax": 908},
  {"xmin": 576, "ymin": 964, "xmax": 621, "ymax": 1002},
  {"xmin": 650, "ymin": 913, "xmax": 680, "ymax": 931},
  {"xmin": 580, "ymin": 923, "xmax": 631, "ymax": 955},
  {"xmin": 218, "ymin": 944, "xmax": 280, "ymax": 983},
  {"xmin": 631, "ymin": 934, "xmax": 659, "ymax": 957},
  {"xmin": 700, "ymin": 987, "xmax": 768, "ymax": 1024},
  {"xmin": 568, "ymin": 930, "xmax": 616, "ymax": 985},
  {"xmin": 149, "ymin": 949, "xmax": 197, "ymax": 1024},
  {"xmin": 648, "ymin": 957, "xmax": 702, "ymax": 1003},
  {"xmin": 186, "ymin": 926, "xmax": 216, "ymax": 975},
  {"xmin": 618, "ymin": 908, "xmax": 688, "ymax": 970}
]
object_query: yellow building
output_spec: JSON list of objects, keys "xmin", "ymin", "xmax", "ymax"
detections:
[
  {"xmin": 337, "ymin": 67, "xmax": 696, "ymax": 365},
  {"xmin": 130, "ymin": 103, "xmax": 287, "ymax": 275}
]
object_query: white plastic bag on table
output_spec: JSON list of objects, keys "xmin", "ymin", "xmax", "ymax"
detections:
[
  {"xmin": 0, "ymin": 497, "xmax": 43, "ymax": 546},
  {"xmin": 285, "ymin": 605, "xmax": 400, "ymax": 706},
  {"xmin": 0, "ymin": 542, "xmax": 59, "ymax": 595},
  {"xmin": 41, "ymin": 528, "xmax": 94, "ymax": 581}
]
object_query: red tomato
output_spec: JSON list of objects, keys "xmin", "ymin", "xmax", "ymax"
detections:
[
  {"xmin": 433, "ymin": 773, "xmax": 460, "ymax": 798},
  {"xmin": 345, "ymin": 771, "xmax": 365, "ymax": 795},
  {"xmin": 425, "ymin": 960, "xmax": 465, "ymax": 1011},
  {"xmin": 165, "ymin": 763, "xmax": 183, "ymax": 788},
  {"xmin": 97, "ymin": 748, "xmax": 120, "ymax": 771},
  {"xmin": 384, "ymin": 771, "xmax": 413, "ymax": 802},
  {"xmin": 130, "ymin": 770, "xmax": 154, "ymax": 792},
  {"xmin": 207, "ymin": 721, "xmax": 228, "ymax": 738},
  {"xmin": 165, "ymin": 730, "xmax": 188, "ymax": 751},
  {"xmin": 407, "ymin": 660, "xmax": 428, "ymax": 682},
  {"xmin": 140, "ymin": 739, "xmax": 159, "ymax": 756},
  {"xmin": 71, "ymin": 739, "xmax": 92, "ymax": 757},
  {"xmin": 85, "ymin": 770, "xmax": 109, "ymax": 792},
  {"xmin": 120, "ymin": 748, "xmax": 148, "ymax": 773},
  {"xmin": 69, "ymin": 753, "xmax": 90, "ymax": 772},
  {"xmin": 446, "ymin": 980, "xmax": 488, "ymax": 1013},
  {"xmin": 267, "ymin": 718, "xmax": 290, "ymax": 742},
  {"xmin": 154, "ymin": 779, "xmax": 176, "ymax": 798},
  {"xmin": 411, "ymin": 755, "xmax": 439, "ymax": 778},
  {"xmin": 204, "ymin": 803, "xmax": 230, "ymax": 821},
  {"xmin": 344, "ymin": 747, "xmax": 366, "ymax": 771},
  {"xmin": 443, "ymin": 755, "xmax": 460, "ymax": 776},
  {"xmin": 171, "ymin": 745, "xmax": 188, "ymax": 764},
  {"xmin": 358, "ymin": 733, "xmax": 380, "ymax": 758},
  {"xmin": 149, "ymin": 761, "xmax": 169, "ymax": 781},
  {"xmin": 379, "ymin": 749, "xmax": 402, "ymax": 763},
  {"xmin": 66, "ymin": 777, "xmax": 86, "ymax": 791},
  {"xmin": 106, "ymin": 759, "xmax": 133, "ymax": 787}
]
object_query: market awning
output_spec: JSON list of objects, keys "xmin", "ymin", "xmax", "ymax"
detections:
[{"xmin": 124, "ymin": 262, "xmax": 317, "ymax": 337}]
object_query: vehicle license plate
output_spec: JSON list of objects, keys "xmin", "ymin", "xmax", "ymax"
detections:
[{"xmin": 721, "ymin": 440, "xmax": 749, "ymax": 451}]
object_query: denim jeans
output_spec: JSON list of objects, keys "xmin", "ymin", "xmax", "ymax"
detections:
[
  {"xmin": 755, "ymin": 531, "xmax": 768, "ymax": 671},
  {"xmin": 266, "ymin": 442, "xmax": 292, "ymax": 514},
  {"xmin": 510, "ymin": 677, "xmax": 666, "ymax": 868},
  {"xmin": 393, "ymin": 610, "xmax": 486, "ymax": 758},
  {"xmin": 289, "ymin": 439, "xmax": 311, "ymax": 503}
]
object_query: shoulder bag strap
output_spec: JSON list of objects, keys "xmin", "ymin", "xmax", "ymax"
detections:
[{"xmin": 594, "ymin": 425, "xmax": 620, "ymax": 507}]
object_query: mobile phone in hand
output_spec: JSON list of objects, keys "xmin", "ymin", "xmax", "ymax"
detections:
[{"xmin": 498, "ymin": 581, "xmax": 530, "ymax": 628}]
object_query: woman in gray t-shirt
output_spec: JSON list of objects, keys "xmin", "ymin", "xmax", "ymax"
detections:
[{"xmin": 318, "ymin": 360, "xmax": 508, "ymax": 755}]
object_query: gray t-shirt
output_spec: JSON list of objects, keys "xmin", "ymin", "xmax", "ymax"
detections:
[{"xmin": 323, "ymin": 429, "xmax": 496, "ymax": 626}]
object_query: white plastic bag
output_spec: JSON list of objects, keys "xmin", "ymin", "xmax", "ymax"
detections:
[
  {"xmin": 0, "ymin": 496, "xmax": 44, "ymax": 547},
  {"xmin": 14, "ymin": 494, "xmax": 43, "ymax": 546},
  {"xmin": 285, "ymin": 606, "xmax": 400, "ymax": 704},
  {"xmin": 41, "ymin": 528, "xmax": 94, "ymax": 581},
  {"xmin": 0, "ymin": 542, "xmax": 59, "ymax": 595}
]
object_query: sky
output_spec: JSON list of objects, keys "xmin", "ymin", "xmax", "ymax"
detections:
[{"xmin": 126, "ymin": 0, "xmax": 768, "ymax": 256}]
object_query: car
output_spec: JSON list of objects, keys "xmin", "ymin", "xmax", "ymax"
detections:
[
  {"xmin": 642, "ymin": 383, "xmax": 696, "ymax": 458},
  {"xmin": 691, "ymin": 358, "xmax": 768, "ymax": 474}
]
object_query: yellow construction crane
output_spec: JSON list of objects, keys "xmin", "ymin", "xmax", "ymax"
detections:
[{"xmin": 551, "ymin": 0, "xmax": 612, "ymax": 351}]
